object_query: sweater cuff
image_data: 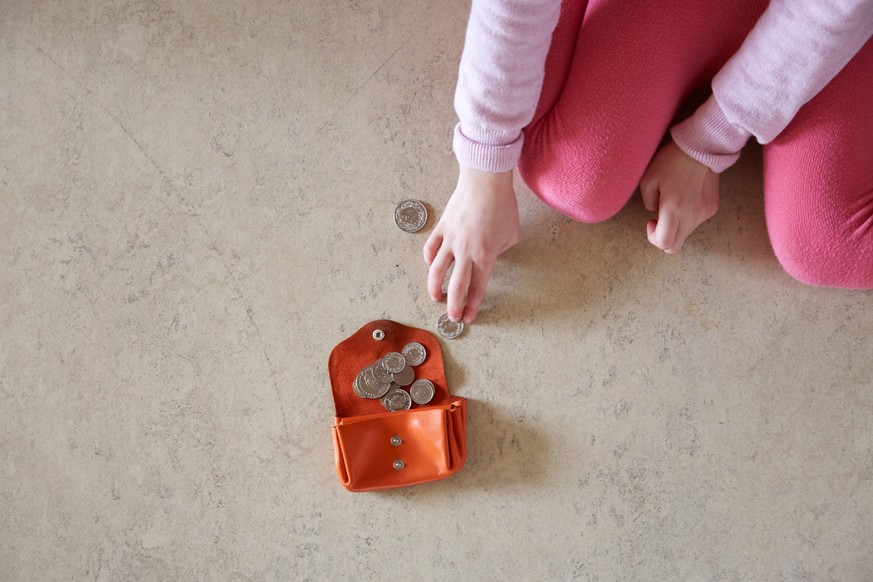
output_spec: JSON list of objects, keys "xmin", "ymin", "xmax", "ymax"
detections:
[
  {"xmin": 452, "ymin": 123, "xmax": 523, "ymax": 173},
  {"xmin": 670, "ymin": 95, "xmax": 752, "ymax": 174}
]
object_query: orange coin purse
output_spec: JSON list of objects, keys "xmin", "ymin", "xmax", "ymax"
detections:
[{"xmin": 328, "ymin": 320, "xmax": 467, "ymax": 491}]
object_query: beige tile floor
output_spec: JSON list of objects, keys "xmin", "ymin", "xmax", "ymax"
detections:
[{"xmin": 2, "ymin": 1, "xmax": 872, "ymax": 580}]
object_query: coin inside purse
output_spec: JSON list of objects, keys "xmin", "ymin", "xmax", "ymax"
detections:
[{"xmin": 328, "ymin": 320, "xmax": 453, "ymax": 418}]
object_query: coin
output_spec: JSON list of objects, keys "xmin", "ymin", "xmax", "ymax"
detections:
[
  {"xmin": 357, "ymin": 365, "xmax": 391, "ymax": 399},
  {"xmin": 394, "ymin": 199, "xmax": 428, "ymax": 233},
  {"xmin": 401, "ymin": 342, "xmax": 427, "ymax": 366},
  {"xmin": 392, "ymin": 364, "xmax": 415, "ymax": 387},
  {"xmin": 372, "ymin": 358, "xmax": 393, "ymax": 384},
  {"xmin": 382, "ymin": 351, "xmax": 406, "ymax": 374},
  {"xmin": 352, "ymin": 371, "xmax": 368, "ymax": 399},
  {"xmin": 382, "ymin": 387, "xmax": 412, "ymax": 412},
  {"xmin": 409, "ymin": 379, "xmax": 435, "ymax": 405},
  {"xmin": 437, "ymin": 313, "xmax": 464, "ymax": 339}
]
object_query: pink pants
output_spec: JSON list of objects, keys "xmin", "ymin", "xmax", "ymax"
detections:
[{"xmin": 518, "ymin": 0, "xmax": 873, "ymax": 289}]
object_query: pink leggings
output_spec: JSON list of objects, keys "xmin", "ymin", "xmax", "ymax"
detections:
[{"xmin": 518, "ymin": 0, "xmax": 873, "ymax": 288}]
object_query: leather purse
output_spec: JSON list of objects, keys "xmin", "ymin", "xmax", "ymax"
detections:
[{"xmin": 328, "ymin": 320, "xmax": 467, "ymax": 491}]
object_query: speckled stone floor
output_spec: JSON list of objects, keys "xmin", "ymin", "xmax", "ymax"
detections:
[{"xmin": 2, "ymin": 1, "xmax": 872, "ymax": 580}]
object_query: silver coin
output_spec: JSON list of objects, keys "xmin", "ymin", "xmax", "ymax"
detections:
[
  {"xmin": 357, "ymin": 365, "xmax": 391, "ymax": 399},
  {"xmin": 382, "ymin": 351, "xmax": 406, "ymax": 374},
  {"xmin": 394, "ymin": 199, "xmax": 428, "ymax": 233},
  {"xmin": 382, "ymin": 387, "xmax": 412, "ymax": 412},
  {"xmin": 392, "ymin": 364, "xmax": 415, "ymax": 387},
  {"xmin": 352, "ymin": 371, "xmax": 367, "ymax": 399},
  {"xmin": 437, "ymin": 313, "xmax": 464, "ymax": 339},
  {"xmin": 409, "ymin": 379, "xmax": 435, "ymax": 405},
  {"xmin": 354, "ymin": 368, "xmax": 379, "ymax": 399},
  {"xmin": 372, "ymin": 358, "xmax": 393, "ymax": 384},
  {"xmin": 401, "ymin": 342, "xmax": 427, "ymax": 366},
  {"xmin": 379, "ymin": 384, "xmax": 401, "ymax": 406}
]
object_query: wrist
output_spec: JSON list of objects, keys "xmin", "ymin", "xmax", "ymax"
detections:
[
  {"xmin": 458, "ymin": 164, "xmax": 513, "ymax": 187},
  {"xmin": 670, "ymin": 95, "xmax": 750, "ymax": 174},
  {"xmin": 453, "ymin": 123, "xmax": 523, "ymax": 173}
]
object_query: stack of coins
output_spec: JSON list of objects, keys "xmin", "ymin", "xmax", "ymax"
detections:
[{"xmin": 352, "ymin": 342, "xmax": 436, "ymax": 411}]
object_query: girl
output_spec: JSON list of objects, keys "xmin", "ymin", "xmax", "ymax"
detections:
[{"xmin": 424, "ymin": 0, "xmax": 873, "ymax": 324}]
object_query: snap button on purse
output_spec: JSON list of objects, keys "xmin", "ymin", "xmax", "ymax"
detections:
[{"xmin": 328, "ymin": 320, "xmax": 467, "ymax": 491}]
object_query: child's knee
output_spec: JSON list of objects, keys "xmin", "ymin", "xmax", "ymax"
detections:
[
  {"xmin": 768, "ymin": 202, "xmax": 873, "ymax": 289},
  {"xmin": 772, "ymin": 244, "xmax": 843, "ymax": 287},
  {"xmin": 518, "ymin": 141, "xmax": 633, "ymax": 224}
]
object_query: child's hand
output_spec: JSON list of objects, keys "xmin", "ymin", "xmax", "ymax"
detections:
[
  {"xmin": 424, "ymin": 166, "xmax": 519, "ymax": 324},
  {"xmin": 639, "ymin": 140, "xmax": 720, "ymax": 254}
]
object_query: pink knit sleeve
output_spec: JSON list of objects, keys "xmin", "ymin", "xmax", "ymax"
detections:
[
  {"xmin": 453, "ymin": 0, "xmax": 562, "ymax": 173},
  {"xmin": 672, "ymin": 0, "xmax": 873, "ymax": 173}
]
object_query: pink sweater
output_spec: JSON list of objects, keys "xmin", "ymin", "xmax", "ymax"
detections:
[{"xmin": 453, "ymin": 0, "xmax": 873, "ymax": 174}]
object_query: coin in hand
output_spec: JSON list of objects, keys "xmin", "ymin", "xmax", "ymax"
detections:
[{"xmin": 437, "ymin": 313, "xmax": 464, "ymax": 339}]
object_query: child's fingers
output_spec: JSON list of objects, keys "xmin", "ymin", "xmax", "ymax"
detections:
[
  {"xmin": 446, "ymin": 258, "xmax": 472, "ymax": 322},
  {"xmin": 672, "ymin": 221, "xmax": 697, "ymax": 253},
  {"xmin": 423, "ymin": 231, "xmax": 443, "ymax": 265},
  {"xmin": 649, "ymin": 209, "xmax": 679, "ymax": 253},
  {"xmin": 639, "ymin": 176, "xmax": 660, "ymax": 213},
  {"xmin": 462, "ymin": 260, "xmax": 494, "ymax": 324},
  {"xmin": 428, "ymin": 247, "xmax": 454, "ymax": 302}
]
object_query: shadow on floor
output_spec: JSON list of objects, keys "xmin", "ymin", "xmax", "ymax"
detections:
[{"xmin": 376, "ymin": 398, "xmax": 554, "ymax": 500}]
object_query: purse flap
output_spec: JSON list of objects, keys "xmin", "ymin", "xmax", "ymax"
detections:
[{"xmin": 328, "ymin": 320, "xmax": 451, "ymax": 418}]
